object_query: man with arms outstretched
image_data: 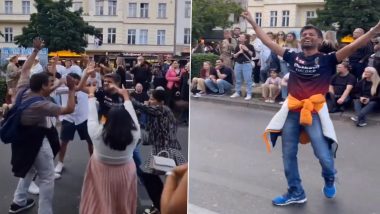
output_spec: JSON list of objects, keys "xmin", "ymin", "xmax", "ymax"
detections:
[{"xmin": 241, "ymin": 11, "xmax": 380, "ymax": 206}]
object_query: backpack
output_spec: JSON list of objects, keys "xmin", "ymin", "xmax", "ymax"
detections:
[{"xmin": 0, "ymin": 88, "xmax": 44, "ymax": 144}]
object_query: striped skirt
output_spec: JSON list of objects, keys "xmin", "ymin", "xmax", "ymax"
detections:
[{"xmin": 80, "ymin": 156, "xmax": 137, "ymax": 214}]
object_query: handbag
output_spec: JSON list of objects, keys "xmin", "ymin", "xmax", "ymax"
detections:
[{"xmin": 150, "ymin": 150, "xmax": 176, "ymax": 173}]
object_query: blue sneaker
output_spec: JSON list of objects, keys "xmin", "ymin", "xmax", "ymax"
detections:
[
  {"xmin": 323, "ymin": 178, "xmax": 336, "ymax": 198},
  {"xmin": 272, "ymin": 192, "xmax": 307, "ymax": 206}
]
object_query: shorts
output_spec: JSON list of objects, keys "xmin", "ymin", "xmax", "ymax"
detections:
[{"xmin": 60, "ymin": 120, "xmax": 91, "ymax": 142}]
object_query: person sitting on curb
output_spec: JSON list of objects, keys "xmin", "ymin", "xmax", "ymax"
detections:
[
  {"xmin": 351, "ymin": 67, "xmax": 380, "ymax": 127},
  {"xmin": 262, "ymin": 68, "xmax": 281, "ymax": 103},
  {"xmin": 326, "ymin": 62, "xmax": 356, "ymax": 113},
  {"xmin": 204, "ymin": 59, "xmax": 234, "ymax": 96}
]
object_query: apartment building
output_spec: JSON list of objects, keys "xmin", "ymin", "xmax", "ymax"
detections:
[
  {"xmin": 246, "ymin": 0, "xmax": 325, "ymax": 37},
  {"xmin": 0, "ymin": 0, "xmax": 190, "ymax": 58},
  {"xmin": 174, "ymin": 0, "xmax": 191, "ymax": 56}
]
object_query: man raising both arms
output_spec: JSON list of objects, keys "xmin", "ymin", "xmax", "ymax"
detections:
[{"xmin": 241, "ymin": 11, "xmax": 380, "ymax": 206}]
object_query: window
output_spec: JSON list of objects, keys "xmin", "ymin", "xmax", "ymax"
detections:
[
  {"xmin": 306, "ymin": 11, "xmax": 316, "ymax": 24},
  {"xmin": 139, "ymin": 29, "xmax": 148, "ymax": 45},
  {"xmin": 73, "ymin": 2, "xmax": 83, "ymax": 12},
  {"xmin": 255, "ymin": 12, "xmax": 262, "ymax": 27},
  {"xmin": 95, "ymin": 28, "xmax": 103, "ymax": 44},
  {"xmin": 22, "ymin": 1, "xmax": 30, "ymax": 14},
  {"xmin": 4, "ymin": 27, "xmax": 13, "ymax": 43},
  {"xmin": 108, "ymin": 0, "xmax": 117, "ymax": 16},
  {"xmin": 128, "ymin": 29, "xmax": 136, "ymax": 45},
  {"xmin": 5, "ymin": 1, "xmax": 12, "ymax": 14},
  {"xmin": 140, "ymin": 3, "xmax": 149, "ymax": 18},
  {"xmin": 128, "ymin": 3, "xmax": 137, "ymax": 17},
  {"xmin": 270, "ymin": 11, "xmax": 277, "ymax": 27},
  {"xmin": 184, "ymin": 28, "xmax": 191, "ymax": 44},
  {"xmin": 282, "ymin": 10, "xmax": 289, "ymax": 27},
  {"xmin": 158, "ymin": 3, "xmax": 166, "ymax": 18},
  {"xmin": 107, "ymin": 28, "xmax": 116, "ymax": 44},
  {"xmin": 157, "ymin": 30, "xmax": 165, "ymax": 45},
  {"xmin": 185, "ymin": 1, "xmax": 191, "ymax": 18},
  {"xmin": 95, "ymin": 0, "xmax": 104, "ymax": 15}
]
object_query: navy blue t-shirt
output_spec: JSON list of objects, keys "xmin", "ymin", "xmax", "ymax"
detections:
[{"xmin": 283, "ymin": 50, "xmax": 339, "ymax": 100}]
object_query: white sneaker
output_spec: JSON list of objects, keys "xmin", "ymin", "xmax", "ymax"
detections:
[
  {"xmin": 244, "ymin": 95, "xmax": 252, "ymax": 100},
  {"xmin": 54, "ymin": 162, "xmax": 64, "ymax": 173},
  {"xmin": 54, "ymin": 173, "xmax": 62, "ymax": 180},
  {"xmin": 194, "ymin": 93, "xmax": 202, "ymax": 98},
  {"xmin": 264, "ymin": 99, "xmax": 270, "ymax": 103},
  {"xmin": 28, "ymin": 181, "xmax": 39, "ymax": 195},
  {"xmin": 230, "ymin": 92, "xmax": 240, "ymax": 98},
  {"xmin": 279, "ymin": 101, "xmax": 284, "ymax": 105},
  {"xmin": 269, "ymin": 99, "xmax": 275, "ymax": 103}
]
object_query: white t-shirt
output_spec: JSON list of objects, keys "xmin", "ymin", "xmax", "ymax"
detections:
[
  {"xmin": 70, "ymin": 65, "xmax": 83, "ymax": 76},
  {"xmin": 30, "ymin": 63, "xmax": 44, "ymax": 76},
  {"xmin": 59, "ymin": 90, "xmax": 89, "ymax": 125}
]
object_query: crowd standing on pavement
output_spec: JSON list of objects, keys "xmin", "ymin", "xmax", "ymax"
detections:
[
  {"xmin": 1, "ymin": 37, "xmax": 189, "ymax": 214},
  {"xmin": 192, "ymin": 17, "xmax": 380, "ymax": 128}
]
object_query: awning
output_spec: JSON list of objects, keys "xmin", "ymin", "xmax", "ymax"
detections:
[{"xmin": 48, "ymin": 50, "xmax": 82, "ymax": 57}]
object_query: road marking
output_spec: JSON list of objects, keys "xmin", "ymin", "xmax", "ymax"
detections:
[{"xmin": 188, "ymin": 204, "xmax": 219, "ymax": 214}]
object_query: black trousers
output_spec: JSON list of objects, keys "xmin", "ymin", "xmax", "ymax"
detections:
[{"xmin": 140, "ymin": 172, "xmax": 164, "ymax": 211}]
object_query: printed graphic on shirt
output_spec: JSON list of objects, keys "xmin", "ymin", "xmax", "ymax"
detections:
[{"xmin": 284, "ymin": 50, "xmax": 338, "ymax": 100}]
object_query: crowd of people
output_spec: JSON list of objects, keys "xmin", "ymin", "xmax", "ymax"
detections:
[
  {"xmin": 1, "ymin": 37, "xmax": 189, "ymax": 214},
  {"xmin": 192, "ymin": 22, "xmax": 380, "ymax": 127}
]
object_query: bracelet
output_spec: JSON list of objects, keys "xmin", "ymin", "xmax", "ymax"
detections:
[{"xmin": 165, "ymin": 171, "xmax": 174, "ymax": 176}]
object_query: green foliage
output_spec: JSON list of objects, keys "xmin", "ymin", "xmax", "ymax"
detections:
[
  {"xmin": 311, "ymin": 0, "xmax": 380, "ymax": 38},
  {"xmin": 14, "ymin": 0, "xmax": 97, "ymax": 53},
  {"xmin": 0, "ymin": 78, "xmax": 7, "ymax": 106},
  {"xmin": 192, "ymin": 0, "xmax": 243, "ymax": 41},
  {"xmin": 191, "ymin": 53, "xmax": 220, "ymax": 78}
]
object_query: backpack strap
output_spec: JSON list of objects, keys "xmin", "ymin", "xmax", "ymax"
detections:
[
  {"xmin": 18, "ymin": 96, "xmax": 45, "ymax": 111},
  {"xmin": 14, "ymin": 88, "xmax": 29, "ymax": 106}
]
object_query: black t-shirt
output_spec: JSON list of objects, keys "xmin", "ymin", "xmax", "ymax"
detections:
[
  {"xmin": 234, "ymin": 44, "xmax": 255, "ymax": 64},
  {"xmin": 130, "ymin": 91, "xmax": 149, "ymax": 103},
  {"xmin": 330, "ymin": 73, "xmax": 356, "ymax": 96},
  {"xmin": 211, "ymin": 66, "xmax": 233, "ymax": 85},
  {"xmin": 95, "ymin": 88, "xmax": 124, "ymax": 117}
]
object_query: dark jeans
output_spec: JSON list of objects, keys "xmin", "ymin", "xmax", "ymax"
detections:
[
  {"xmin": 353, "ymin": 99, "xmax": 378, "ymax": 123},
  {"xmin": 252, "ymin": 59, "xmax": 260, "ymax": 84},
  {"xmin": 326, "ymin": 93, "xmax": 352, "ymax": 112}
]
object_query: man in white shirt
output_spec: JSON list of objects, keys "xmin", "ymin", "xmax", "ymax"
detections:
[
  {"xmin": 54, "ymin": 73, "xmax": 93, "ymax": 179},
  {"xmin": 30, "ymin": 57, "xmax": 44, "ymax": 76}
]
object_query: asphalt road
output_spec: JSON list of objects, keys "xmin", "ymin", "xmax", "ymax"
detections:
[
  {"xmin": 0, "ymin": 125, "xmax": 188, "ymax": 214},
  {"xmin": 189, "ymin": 100, "xmax": 380, "ymax": 214}
]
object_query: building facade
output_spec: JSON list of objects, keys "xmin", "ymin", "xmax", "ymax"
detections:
[
  {"xmin": 244, "ymin": 0, "xmax": 325, "ymax": 38},
  {"xmin": 0, "ymin": 0, "xmax": 190, "ymax": 57},
  {"xmin": 174, "ymin": 0, "xmax": 191, "ymax": 56}
]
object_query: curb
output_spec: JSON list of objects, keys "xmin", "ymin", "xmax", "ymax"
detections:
[{"xmin": 191, "ymin": 95, "xmax": 380, "ymax": 126}]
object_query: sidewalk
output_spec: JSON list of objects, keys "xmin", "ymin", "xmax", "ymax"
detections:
[{"xmin": 191, "ymin": 86, "xmax": 380, "ymax": 125}]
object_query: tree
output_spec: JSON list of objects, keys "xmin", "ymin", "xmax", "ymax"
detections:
[
  {"xmin": 192, "ymin": 0, "xmax": 243, "ymax": 41},
  {"xmin": 311, "ymin": 0, "xmax": 380, "ymax": 38},
  {"xmin": 14, "ymin": 0, "xmax": 98, "ymax": 53}
]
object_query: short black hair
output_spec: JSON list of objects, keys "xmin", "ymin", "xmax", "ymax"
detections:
[
  {"xmin": 67, "ymin": 72, "xmax": 81, "ymax": 81},
  {"xmin": 152, "ymin": 89, "xmax": 166, "ymax": 103},
  {"xmin": 30, "ymin": 72, "xmax": 50, "ymax": 92},
  {"xmin": 300, "ymin": 25, "xmax": 323, "ymax": 39},
  {"xmin": 104, "ymin": 73, "xmax": 121, "ymax": 85}
]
